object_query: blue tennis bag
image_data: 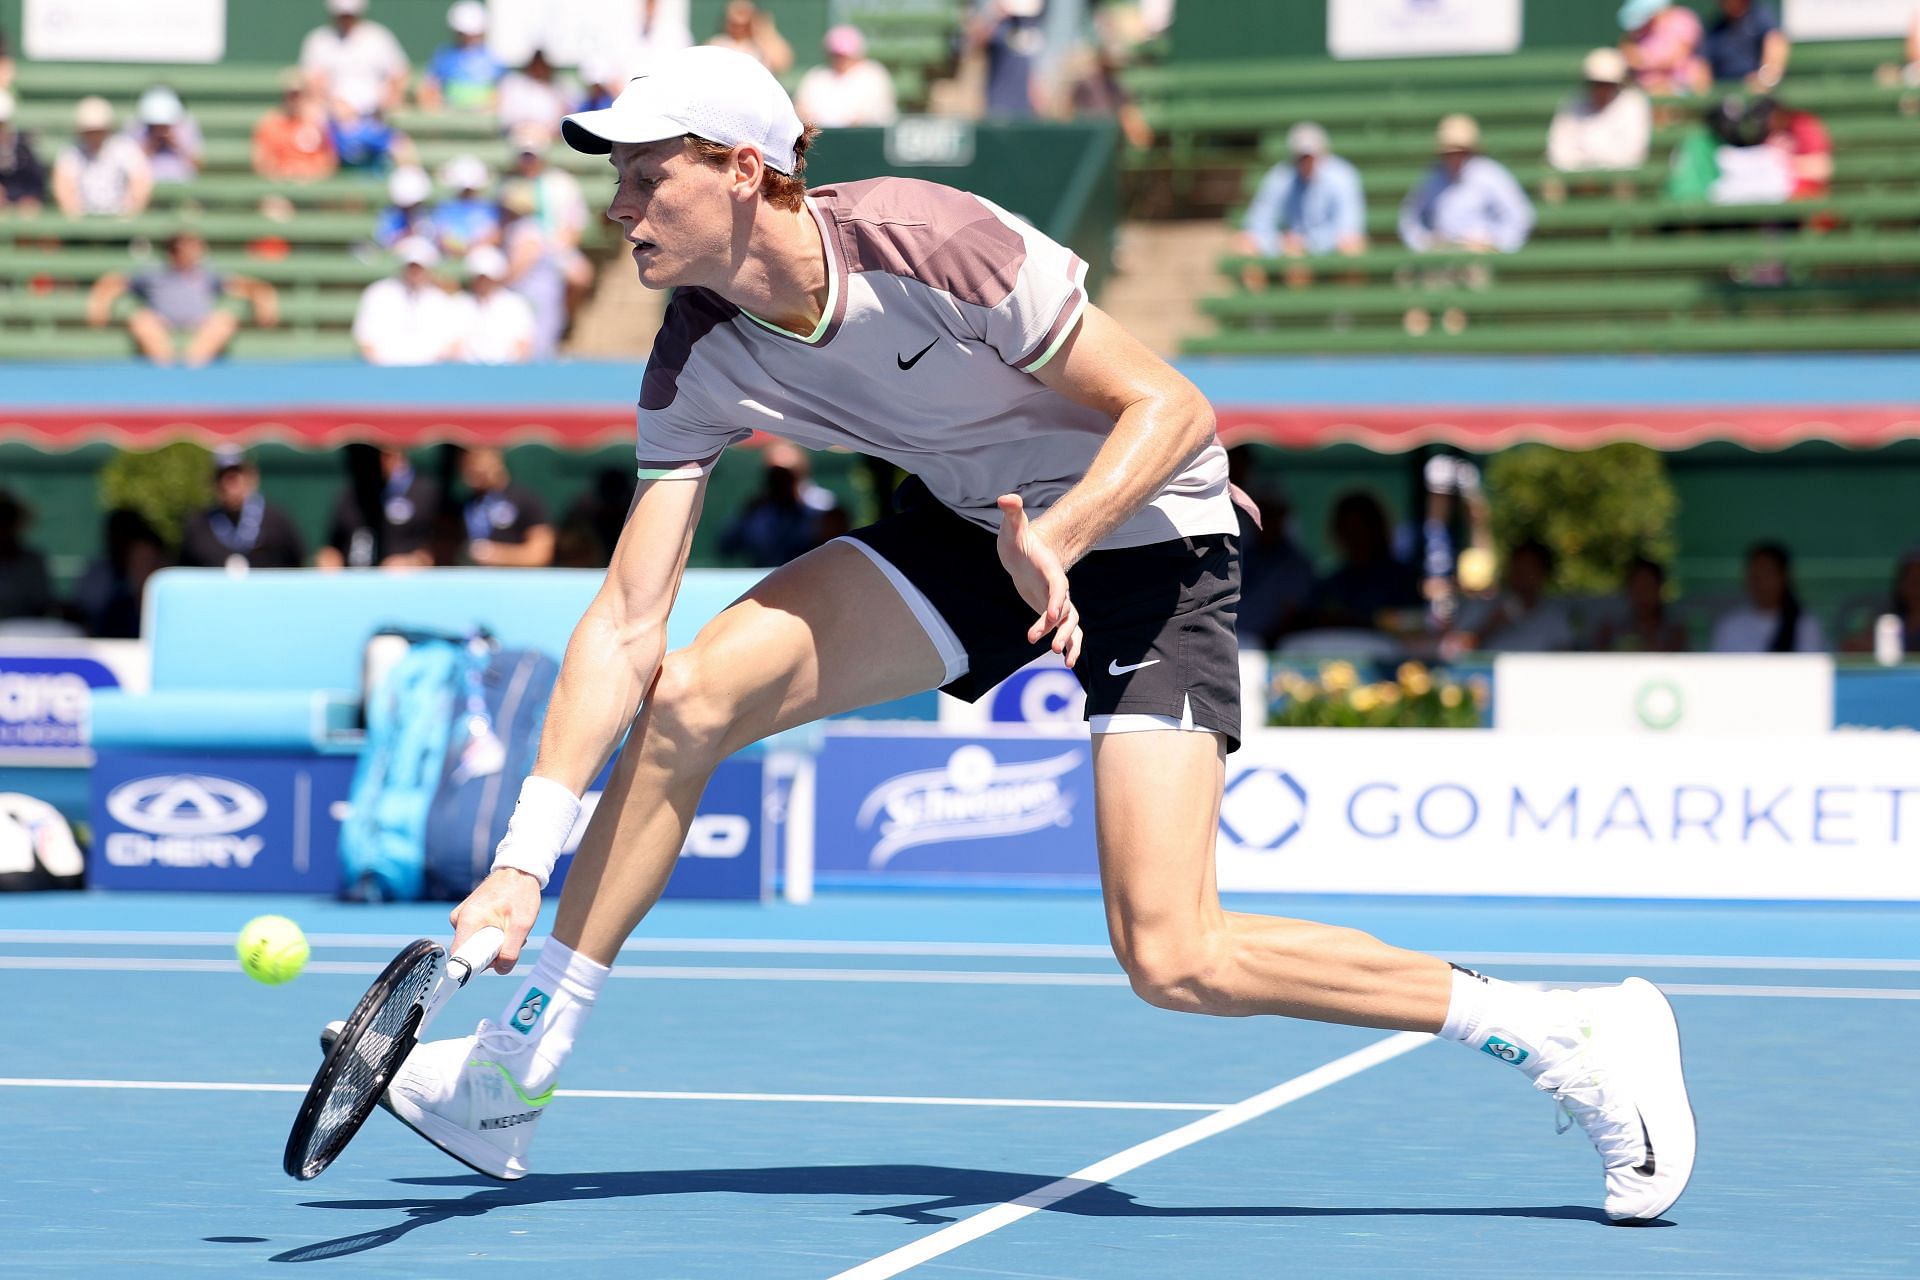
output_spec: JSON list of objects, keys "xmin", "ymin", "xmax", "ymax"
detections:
[{"xmin": 339, "ymin": 632, "xmax": 559, "ymax": 901}]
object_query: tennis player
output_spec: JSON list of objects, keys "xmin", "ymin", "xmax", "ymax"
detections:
[{"xmin": 388, "ymin": 46, "xmax": 1694, "ymax": 1222}]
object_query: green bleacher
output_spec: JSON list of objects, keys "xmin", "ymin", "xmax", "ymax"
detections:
[
  {"xmin": 1135, "ymin": 38, "xmax": 1920, "ymax": 356},
  {"xmin": 0, "ymin": 3, "xmax": 963, "ymax": 361}
]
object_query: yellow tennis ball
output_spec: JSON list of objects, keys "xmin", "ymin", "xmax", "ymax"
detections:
[{"xmin": 237, "ymin": 915, "xmax": 309, "ymax": 986}]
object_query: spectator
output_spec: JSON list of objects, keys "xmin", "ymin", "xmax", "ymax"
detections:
[
  {"xmin": 0, "ymin": 491, "xmax": 52, "ymax": 622},
  {"xmin": 316, "ymin": 445, "xmax": 439, "ymax": 569},
  {"xmin": 1763, "ymin": 95, "xmax": 1832, "ymax": 201},
  {"xmin": 496, "ymin": 50, "xmax": 572, "ymax": 145},
  {"xmin": 70, "ymin": 509, "xmax": 167, "ymax": 638},
  {"xmin": 433, "ymin": 154, "xmax": 501, "ymax": 255},
  {"xmin": 500, "ymin": 181, "xmax": 591, "ymax": 358},
  {"xmin": 375, "ymin": 164, "xmax": 435, "ymax": 249},
  {"xmin": 420, "ymin": 1, "xmax": 504, "ymax": 113},
  {"xmin": 719, "ymin": 444, "xmax": 843, "ymax": 567},
  {"xmin": 179, "ymin": 448, "xmax": 308, "ymax": 571},
  {"xmin": 795, "ymin": 26, "xmax": 899, "ymax": 128},
  {"xmin": 353, "ymin": 236, "xmax": 462, "ymax": 365},
  {"xmin": 1234, "ymin": 122, "xmax": 1366, "ymax": 284},
  {"xmin": 1907, "ymin": 9, "xmax": 1920, "ymax": 86},
  {"xmin": 1596, "ymin": 556, "xmax": 1690, "ymax": 652},
  {"xmin": 972, "ymin": 0, "xmax": 1047, "ymax": 120},
  {"xmin": 575, "ymin": 53, "xmax": 627, "ymax": 114},
  {"xmin": 123, "ymin": 87, "xmax": 203, "ymax": 185},
  {"xmin": 0, "ymin": 25, "xmax": 12, "ymax": 92},
  {"xmin": 707, "ymin": 1, "xmax": 793, "ymax": 76},
  {"xmin": 506, "ymin": 125, "xmax": 587, "ymax": 248},
  {"xmin": 86, "ymin": 231, "xmax": 279, "ymax": 367},
  {"xmin": 327, "ymin": 97, "xmax": 406, "ymax": 171},
  {"xmin": 300, "ymin": 0, "xmax": 410, "ymax": 117},
  {"xmin": 1446, "ymin": 540, "xmax": 1575, "ymax": 654},
  {"xmin": 52, "ymin": 97, "xmax": 151, "ymax": 217},
  {"xmin": 460, "ymin": 447, "xmax": 554, "ymax": 567},
  {"xmin": 1234, "ymin": 484, "xmax": 1314, "ymax": 650},
  {"xmin": 1399, "ymin": 115, "xmax": 1535, "ymax": 254},
  {"xmin": 561, "ymin": 467, "xmax": 639, "ymax": 567},
  {"xmin": 0, "ymin": 88, "xmax": 47, "ymax": 211},
  {"xmin": 252, "ymin": 71, "xmax": 338, "ymax": 181},
  {"xmin": 1618, "ymin": 0, "xmax": 1708, "ymax": 97},
  {"xmin": 621, "ymin": 0, "xmax": 696, "ymax": 77},
  {"xmin": 1703, "ymin": 0, "xmax": 1788, "ymax": 91},
  {"xmin": 1066, "ymin": 37, "xmax": 1153, "ymax": 151},
  {"xmin": 1548, "ymin": 48, "xmax": 1651, "ymax": 174},
  {"xmin": 1711, "ymin": 541, "xmax": 1825, "ymax": 652},
  {"xmin": 453, "ymin": 246, "xmax": 535, "ymax": 363},
  {"xmin": 1843, "ymin": 549, "xmax": 1920, "ymax": 655},
  {"xmin": 1303, "ymin": 490, "xmax": 1423, "ymax": 632}
]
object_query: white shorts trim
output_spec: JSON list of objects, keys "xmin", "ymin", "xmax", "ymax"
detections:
[
  {"xmin": 836, "ymin": 536, "xmax": 969, "ymax": 685},
  {"xmin": 1090, "ymin": 694, "xmax": 1210, "ymax": 735}
]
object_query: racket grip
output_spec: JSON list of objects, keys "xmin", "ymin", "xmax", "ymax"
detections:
[{"xmin": 448, "ymin": 926, "xmax": 506, "ymax": 985}]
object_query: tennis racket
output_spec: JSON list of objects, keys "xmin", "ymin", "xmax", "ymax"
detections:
[{"xmin": 282, "ymin": 925, "xmax": 504, "ymax": 1181}]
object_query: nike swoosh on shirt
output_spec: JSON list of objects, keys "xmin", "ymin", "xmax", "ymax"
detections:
[
  {"xmin": 1108, "ymin": 658, "xmax": 1161, "ymax": 676},
  {"xmin": 897, "ymin": 338, "xmax": 938, "ymax": 370}
]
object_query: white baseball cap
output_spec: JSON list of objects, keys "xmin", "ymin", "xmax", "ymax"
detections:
[
  {"xmin": 395, "ymin": 235, "xmax": 440, "ymax": 267},
  {"xmin": 1286, "ymin": 121, "xmax": 1330, "ymax": 157},
  {"xmin": 328, "ymin": 0, "xmax": 367, "ymax": 15},
  {"xmin": 138, "ymin": 86, "xmax": 185, "ymax": 126},
  {"xmin": 560, "ymin": 45, "xmax": 805, "ymax": 174},
  {"xmin": 466, "ymin": 245, "xmax": 508, "ymax": 280},
  {"xmin": 388, "ymin": 164, "xmax": 431, "ymax": 206},
  {"xmin": 440, "ymin": 153, "xmax": 491, "ymax": 192},
  {"xmin": 448, "ymin": 0, "xmax": 486, "ymax": 36},
  {"xmin": 74, "ymin": 96, "xmax": 115, "ymax": 131},
  {"xmin": 1582, "ymin": 47, "xmax": 1629, "ymax": 85}
]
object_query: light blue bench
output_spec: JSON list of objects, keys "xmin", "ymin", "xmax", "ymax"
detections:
[{"xmin": 91, "ymin": 567, "xmax": 764, "ymax": 752}]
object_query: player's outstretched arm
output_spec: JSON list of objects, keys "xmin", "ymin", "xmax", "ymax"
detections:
[{"xmin": 451, "ymin": 474, "xmax": 708, "ymax": 971}]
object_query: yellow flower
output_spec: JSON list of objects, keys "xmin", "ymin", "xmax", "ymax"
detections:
[
  {"xmin": 1374, "ymin": 683, "xmax": 1402, "ymax": 706},
  {"xmin": 1396, "ymin": 662, "xmax": 1432, "ymax": 697},
  {"xmin": 1321, "ymin": 660, "xmax": 1358, "ymax": 692},
  {"xmin": 1440, "ymin": 685, "xmax": 1463, "ymax": 709},
  {"xmin": 1350, "ymin": 686, "xmax": 1380, "ymax": 713}
]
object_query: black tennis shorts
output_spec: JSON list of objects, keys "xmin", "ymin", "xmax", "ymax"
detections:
[{"xmin": 845, "ymin": 478, "xmax": 1243, "ymax": 752}]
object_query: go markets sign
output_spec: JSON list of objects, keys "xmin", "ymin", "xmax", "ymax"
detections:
[{"xmin": 1217, "ymin": 728, "xmax": 1920, "ymax": 901}]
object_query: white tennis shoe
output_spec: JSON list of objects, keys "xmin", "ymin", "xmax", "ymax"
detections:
[
  {"xmin": 320, "ymin": 1017, "xmax": 547, "ymax": 1181},
  {"xmin": 1511, "ymin": 978, "xmax": 1697, "ymax": 1223}
]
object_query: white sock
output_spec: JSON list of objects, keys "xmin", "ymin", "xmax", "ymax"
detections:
[
  {"xmin": 1439, "ymin": 964, "xmax": 1560, "ymax": 1079},
  {"xmin": 494, "ymin": 937, "xmax": 608, "ymax": 1094}
]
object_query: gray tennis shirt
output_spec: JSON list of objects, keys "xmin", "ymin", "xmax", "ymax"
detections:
[{"xmin": 634, "ymin": 177, "xmax": 1233, "ymax": 550}]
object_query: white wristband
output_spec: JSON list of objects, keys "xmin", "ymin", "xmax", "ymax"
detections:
[{"xmin": 490, "ymin": 775, "xmax": 582, "ymax": 890}]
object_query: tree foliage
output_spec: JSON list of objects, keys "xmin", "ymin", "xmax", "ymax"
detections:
[
  {"xmin": 98, "ymin": 443, "xmax": 213, "ymax": 550},
  {"xmin": 1484, "ymin": 443, "xmax": 1678, "ymax": 594}
]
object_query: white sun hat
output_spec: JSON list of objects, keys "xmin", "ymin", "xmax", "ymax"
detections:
[{"xmin": 559, "ymin": 45, "xmax": 805, "ymax": 174}]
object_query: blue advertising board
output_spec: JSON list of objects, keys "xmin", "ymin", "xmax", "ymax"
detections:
[
  {"xmin": 0, "ymin": 651, "xmax": 125, "ymax": 761},
  {"xmin": 89, "ymin": 751, "xmax": 356, "ymax": 893},
  {"xmin": 548, "ymin": 754, "xmax": 771, "ymax": 901},
  {"xmin": 812, "ymin": 729, "xmax": 1097, "ymax": 885}
]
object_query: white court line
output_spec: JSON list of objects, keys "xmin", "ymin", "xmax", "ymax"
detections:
[
  {"xmin": 827, "ymin": 1031, "xmax": 1432, "ymax": 1280},
  {"xmin": 0, "ymin": 1077, "xmax": 1221, "ymax": 1112},
  {"xmin": 7, "ymin": 955, "xmax": 1920, "ymax": 997},
  {"xmin": 4, "ymin": 931, "xmax": 1919, "ymax": 972},
  {"xmin": 0, "ymin": 956, "xmax": 1130, "ymax": 985}
]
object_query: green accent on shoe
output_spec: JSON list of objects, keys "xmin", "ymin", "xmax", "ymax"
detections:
[{"xmin": 472, "ymin": 1059, "xmax": 557, "ymax": 1109}]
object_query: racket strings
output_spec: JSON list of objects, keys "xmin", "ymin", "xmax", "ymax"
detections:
[{"xmin": 299, "ymin": 951, "xmax": 437, "ymax": 1170}]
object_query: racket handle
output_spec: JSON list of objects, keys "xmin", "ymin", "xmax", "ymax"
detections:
[{"xmin": 447, "ymin": 926, "xmax": 506, "ymax": 986}]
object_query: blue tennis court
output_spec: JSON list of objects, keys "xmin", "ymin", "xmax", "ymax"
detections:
[{"xmin": 7, "ymin": 890, "xmax": 1918, "ymax": 1278}]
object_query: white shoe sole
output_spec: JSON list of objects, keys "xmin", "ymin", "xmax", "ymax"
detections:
[
  {"xmin": 1608, "ymin": 977, "xmax": 1697, "ymax": 1224},
  {"xmin": 386, "ymin": 1085, "xmax": 529, "ymax": 1182},
  {"xmin": 317, "ymin": 1019, "xmax": 527, "ymax": 1182}
]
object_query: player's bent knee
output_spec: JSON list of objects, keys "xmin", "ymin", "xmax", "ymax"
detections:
[
  {"xmin": 1116, "ymin": 931, "xmax": 1232, "ymax": 1015},
  {"xmin": 640, "ymin": 650, "xmax": 739, "ymax": 773}
]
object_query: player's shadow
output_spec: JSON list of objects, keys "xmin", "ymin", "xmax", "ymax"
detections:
[{"xmin": 271, "ymin": 1164, "xmax": 1648, "ymax": 1262}]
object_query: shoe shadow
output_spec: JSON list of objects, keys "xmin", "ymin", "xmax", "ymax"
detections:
[{"xmin": 270, "ymin": 1165, "xmax": 1649, "ymax": 1263}]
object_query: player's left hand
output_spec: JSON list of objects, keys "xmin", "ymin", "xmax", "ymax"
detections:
[{"xmin": 996, "ymin": 494, "xmax": 1082, "ymax": 666}]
